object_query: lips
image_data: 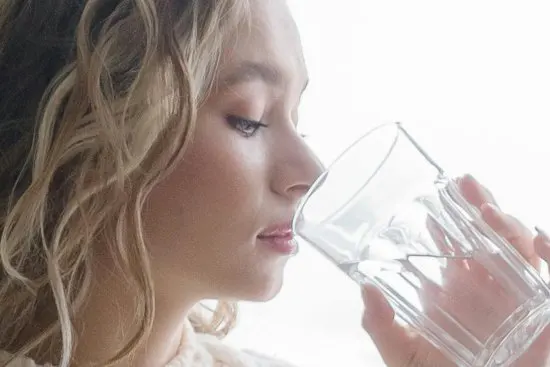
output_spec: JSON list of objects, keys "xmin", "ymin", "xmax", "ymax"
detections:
[{"xmin": 257, "ymin": 222, "xmax": 297, "ymax": 255}]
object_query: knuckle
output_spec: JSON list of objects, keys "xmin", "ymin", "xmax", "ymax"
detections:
[{"xmin": 493, "ymin": 213, "xmax": 526, "ymax": 237}]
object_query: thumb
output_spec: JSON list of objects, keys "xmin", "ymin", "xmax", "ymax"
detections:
[
  {"xmin": 361, "ymin": 284, "xmax": 419, "ymax": 366},
  {"xmin": 362, "ymin": 284, "xmax": 453, "ymax": 367}
]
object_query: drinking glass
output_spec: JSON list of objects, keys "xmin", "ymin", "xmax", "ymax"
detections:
[{"xmin": 292, "ymin": 122, "xmax": 550, "ymax": 367}]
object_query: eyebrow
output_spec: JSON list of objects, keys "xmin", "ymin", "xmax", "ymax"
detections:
[
  {"xmin": 222, "ymin": 61, "xmax": 309, "ymax": 93},
  {"xmin": 223, "ymin": 61, "xmax": 282, "ymax": 86}
]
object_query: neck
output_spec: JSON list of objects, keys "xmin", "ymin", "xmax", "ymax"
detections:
[{"xmin": 72, "ymin": 260, "xmax": 202, "ymax": 367}]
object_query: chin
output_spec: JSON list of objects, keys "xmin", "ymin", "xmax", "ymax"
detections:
[
  {"xmin": 213, "ymin": 257, "xmax": 289, "ymax": 302},
  {"xmin": 236, "ymin": 268, "xmax": 286, "ymax": 303},
  {"xmin": 251, "ymin": 278, "xmax": 284, "ymax": 302}
]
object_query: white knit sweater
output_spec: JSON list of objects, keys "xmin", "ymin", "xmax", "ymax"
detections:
[{"xmin": 0, "ymin": 320, "xmax": 295, "ymax": 367}]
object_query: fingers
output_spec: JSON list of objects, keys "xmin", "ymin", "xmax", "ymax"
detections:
[
  {"xmin": 534, "ymin": 228, "xmax": 550, "ymax": 264},
  {"xmin": 361, "ymin": 284, "xmax": 450, "ymax": 367},
  {"xmin": 361, "ymin": 284, "xmax": 412, "ymax": 366},
  {"xmin": 481, "ymin": 203, "xmax": 539, "ymax": 269},
  {"xmin": 426, "ymin": 216, "xmax": 469, "ymax": 275},
  {"xmin": 458, "ymin": 174, "xmax": 498, "ymax": 210},
  {"xmin": 458, "ymin": 174, "xmax": 539, "ymax": 269},
  {"xmin": 512, "ymin": 325, "xmax": 550, "ymax": 367},
  {"xmin": 361, "ymin": 283, "xmax": 394, "ymax": 333},
  {"xmin": 513, "ymin": 229, "xmax": 550, "ymax": 367},
  {"xmin": 426, "ymin": 216, "xmax": 454, "ymax": 255}
]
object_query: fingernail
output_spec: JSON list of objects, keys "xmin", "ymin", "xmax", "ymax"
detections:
[
  {"xmin": 535, "ymin": 227, "xmax": 550, "ymax": 242},
  {"xmin": 462, "ymin": 173, "xmax": 477, "ymax": 183}
]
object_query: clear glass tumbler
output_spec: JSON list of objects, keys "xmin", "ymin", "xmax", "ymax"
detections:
[{"xmin": 293, "ymin": 122, "xmax": 550, "ymax": 367}]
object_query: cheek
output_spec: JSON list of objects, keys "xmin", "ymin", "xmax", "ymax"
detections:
[
  {"xmin": 143, "ymin": 125, "xmax": 269, "ymax": 261},
  {"xmin": 183, "ymin": 133, "xmax": 266, "ymax": 218},
  {"xmin": 142, "ymin": 117, "xmax": 292, "ymax": 300}
]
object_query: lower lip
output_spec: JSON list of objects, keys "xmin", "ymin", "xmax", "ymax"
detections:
[{"xmin": 257, "ymin": 235, "xmax": 297, "ymax": 255}]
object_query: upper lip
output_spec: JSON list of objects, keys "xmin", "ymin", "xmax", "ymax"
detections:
[{"xmin": 258, "ymin": 221, "xmax": 293, "ymax": 238}]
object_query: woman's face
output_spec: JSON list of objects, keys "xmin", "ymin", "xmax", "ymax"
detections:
[{"xmin": 143, "ymin": 0, "xmax": 322, "ymax": 302}]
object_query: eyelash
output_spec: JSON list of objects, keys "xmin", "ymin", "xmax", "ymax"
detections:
[{"xmin": 226, "ymin": 115, "xmax": 268, "ymax": 137}]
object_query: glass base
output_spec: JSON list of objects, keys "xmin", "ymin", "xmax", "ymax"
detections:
[{"xmin": 477, "ymin": 299, "xmax": 550, "ymax": 367}]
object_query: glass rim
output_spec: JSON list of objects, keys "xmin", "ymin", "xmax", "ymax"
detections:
[{"xmin": 292, "ymin": 121, "xmax": 402, "ymax": 232}]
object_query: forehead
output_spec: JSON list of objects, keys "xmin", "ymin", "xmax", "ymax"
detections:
[{"xmin": 219, "ymin": 0, "xmax": 307, "ymax": 90}]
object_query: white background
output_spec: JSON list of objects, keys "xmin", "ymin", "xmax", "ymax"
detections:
[{"xmin": 226, "ymin": 1, "xmax": 550, "ymax": 366}]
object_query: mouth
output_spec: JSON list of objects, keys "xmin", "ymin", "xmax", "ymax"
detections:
[{"xmin": 257, "ymin": 223, "xmax": 297, "ymax": 255}]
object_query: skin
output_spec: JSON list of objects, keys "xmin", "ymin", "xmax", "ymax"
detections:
[
  {"xmin": 55, "ymin": 1, "xmax": 549, "ymax": 366},
  {"xmin": 362, "ymin": 174, "xmax": 550, "ymax": 367},
  {"xmin": 72, "ymin": 0, "xmax": 322, "ymax": 366}
]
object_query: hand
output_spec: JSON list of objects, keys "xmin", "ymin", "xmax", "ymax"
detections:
[{"xmin": 361, "ymin": 174, "xmax": 550, "ymax": 367}]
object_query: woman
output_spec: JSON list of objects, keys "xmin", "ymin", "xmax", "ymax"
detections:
[{"xmin": 0, "ymin": 1, "xmax": 548, "ymax": 366}]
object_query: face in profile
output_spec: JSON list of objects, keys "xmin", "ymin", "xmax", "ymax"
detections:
[{"xmin": 142, "ymin": 0, "xmax": 323, "ymax": 303}]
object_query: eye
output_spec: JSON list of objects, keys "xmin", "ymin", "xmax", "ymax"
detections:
[{"xmin": 226, "ymin": 115, "xmax": 268, "ymax": 138}]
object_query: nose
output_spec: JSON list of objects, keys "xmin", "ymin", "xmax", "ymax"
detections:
[{"xmin": 270, "ymin": 137, "xmax": 325, "ymax": 202}]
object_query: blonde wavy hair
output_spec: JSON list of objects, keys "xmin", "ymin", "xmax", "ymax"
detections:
[{"xmin": 0, "ymin": 1, "xmax": 249, "ymax": 366}]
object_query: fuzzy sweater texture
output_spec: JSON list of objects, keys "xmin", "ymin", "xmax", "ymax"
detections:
[{"xmin": 0, "ymin": 320, "xmax": 295, "ymax": 367}]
